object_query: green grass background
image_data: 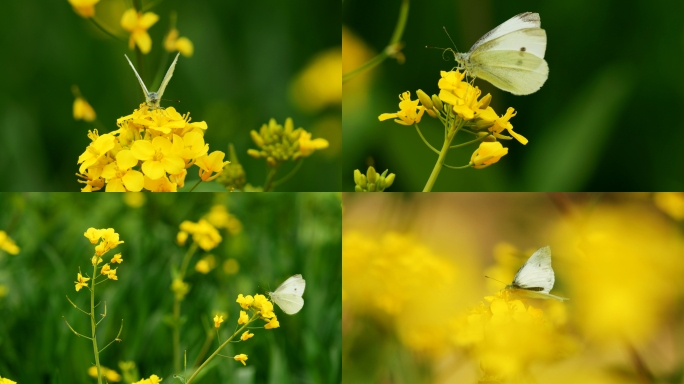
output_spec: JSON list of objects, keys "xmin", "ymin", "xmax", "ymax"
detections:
[
  {"xmin": 0, "ymin": 192, "xmax": 341, "ymax": 383},
  {"xmin": 0, "ymin": 0, "xmax": 341, "ymax": 191},
  {"xmin": 343, "ymin": 0, "xmax": 684, "ymax": 191}
]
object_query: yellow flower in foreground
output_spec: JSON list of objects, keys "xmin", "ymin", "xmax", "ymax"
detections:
[
  {"xmin": 0, "ymin": 231, "xmax": 20, "ymax": 255},
  {"xmin": 236, "ymin": 294, "xmax": 254, "ymax": 309},
  {"xmin": 0, "ymin": 377, "xmax": 17, "ymax": 384},
  {"xmin": 241, "ymin": 330, "xmax": 254, "ymax": 341},
  {"xmin": 88, "ymin": 365, "xmax": 122, "ymax": 382},
  {"xmin": 84, "ymin": 227, "xmax": 102, "ymax": 244},
  {"xmin": 75, "ymin": 273, "xmax": 90, "ymax": 291},
  {"xmin": 121, "ymin": 9, "xmax": 158, "ymax": 54},
  {"xmin": 238, "ymin": 310, "xmax": 249, "ymax": 325},
  {"xmin": 111, "ymin": 253, "xmax": 123, "ymax": 264},
  {"xmin": 214, "ymin": 314, "xmax": 224, "ymax": 328},
  {"xmin": 77, "ymin": 133, "xmax": 115, "ymax": 174},
  {"xmin": 195, "ymin": 151, "xmax": 229, "ymax": 181},
  {"xmin": 101, "ymin": 149, "xmax": 145, "ymax": 192},
  {"xmin": 164, "ymin": 28, "xmax": 194, "ymax": 57},
  {"xmin": 470, "ymin": 141, "xmax": 508, "ymax": 169},
  {"xmin": 234, "ymin": 354, "xmax": 248, "ymax": 366},
  {"xmin": 264, "ymin": 317, "xmax": 280, "ymax": 329},
  {"xmin": 73, "ymin": 96, "xmax": 97, "ymax": 122},
  {"xmin": 299, "ymin": 131, "xmax": 329, "ymax": 157},
  {"xmin": 131, "ymin": 137, "xmax": 185, "ymax": 180},
  {"xmin": 654, "ymin": 192, "xmax": 684, "ymax": 220},
  {"xmin": 488, "ymin": 107, "xmax": 527, "ymax": 145},
  {"xmin": 378, "ymin": 91, "xmax": 425, "ymax": 125},
  {"xmin": 132, "ymin": 374, "xmax": 162, "ymax": 384},
  {"xmin": 68, "ymin": 0, "xmax": 99, "ymax": 18}
]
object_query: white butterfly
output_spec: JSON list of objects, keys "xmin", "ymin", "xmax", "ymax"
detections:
[
  {"xmin": 268, "ymin": 274, "xmax": 305, "ymax": 315},
  {"xmin": 505, "ymin": 246, "xmax": 567, "ymax": 301},
  {"xmin": 451, "ymin": 12, "xmax": 548, "ymax": 95},
  {"xmin": 125, "ymin": 52, "xmax": 180, "ymax": 109}
]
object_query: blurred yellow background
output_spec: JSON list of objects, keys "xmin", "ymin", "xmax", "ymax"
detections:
[{"xmin": 342, "ymin": 193, "xmax": 684, "ymax": 384}]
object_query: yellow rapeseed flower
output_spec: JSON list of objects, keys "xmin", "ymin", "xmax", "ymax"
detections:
[
  {"xmin": 176, "ymin": 231, "xmax": 188, "ymax": 246},
  {"xmin": 77, "ymin": 133, "xmax": 116, "ymax": 174},
  {"xmin": 240, "ymin": 330, "xmax": 254, "ymax": 341},
  {"xmin": 68, "ymin": 0, "xmax": 99, "ymax": 18},
  {"xmin": 101, "ymin": 149, "xmax": 145, "ymax": 192},
  {"xmin": 88, "ymin": 365, "xmax": 122, "ymax": 382},
  {"xmin": 195, "ymin": 254, "xmax": 216, "ymax": 274},
  {"xmin": 111, "ymin": 253, "xmax": 123, "ymax": 264},
  {"xmin": 234, "ymin": 354, "xmax": 248, "ymax": 366},
  {"xmin": 84, "ymin": 227, "xmax": 102, "ymax": 244},
  {"xmin": 0, "ymin": 377, "xmax": 17, "ymax": 384},
  {"xmin": 73, "ymin": 97, "xmax": 97, "ymax": 122},
  {"xmin": 195, "ymin": 151, "xmax": 229, "ymax": 181},
  {"xmin": 236, "ymin": 294, "xmax": 254, "ymax": 309},
  {"xmin": 290, "ymin": 48, "xmax": 341, "ymax": 113},
  {"xmin": 179, "ymin": 219, "xmax": 222, "ymax": 251},
  {"xmin": 132, "ymin": 374, "xmax": 162, "ymax": 384},
  {"xmin": 238, "ymin": 310, "xmax": 249, "ymax": 325},
  {"xmin": 123, "ymin": 192, "xmax": 146, "ymax": 208},
  {"xmin": 487, "ymin": 107, "xmax": 527, "ymax": 145},
  {"xmin": 203, "ymin": 205, "xmax": 242, "ymax": 234},
  {"xmin": 164, "ymin": 28, "xmax": 194, "ymax": 57},
  {"xmin": 0, "ymin": 231, "xmax": 20, "ymax": 255},
  {"xmin": 378, "ymin": 91, "xmax": 425, "ymax": 125},
  {"xmin": 121, "ymin": 9, "xmax": 158, "ymax": 54},
  {"xmin": 470, "ymin": 141, "xmax": 508, "ymax": 169},
  {"xmin": 264, "ymin": 317, "xmax": 280, "ymax": 329},
  {"xmin": 298, "ymin": 131, "xmax": 329, "ymax": 157},
  {"xmin": 75, "ymin": 272, "xmax": 90, "ymax": 291},
  {"xmin": 214, "ymin": 314, "xmax": 224, "ymax": 328}
]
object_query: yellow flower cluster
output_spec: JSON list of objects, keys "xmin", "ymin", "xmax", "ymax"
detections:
[
  {"xmin": 0, "ymin": 231, "xmax": 19, "ymax": 255},
  {"xmin": 234, "ymin": 354, "xmax": 248, "ymax": 366},
  {"xmin": 203, "ymin": 204, "xmax": 243, "ymax": 235},
  {"xmin": 88, "ymin": 366, "xmax": 121, "ymax": 382},
  {"xmin": 132, "ymin": 374, "xmax": 162, "ymax": 384},
  {"xmin": 0, "ymin": 377, "xmax": 16, "ymax": 384},
  {"xmin": 178, "ymin": 219, "xmax": 222, "ymax": 251},
  {"xmin": 451, "ymin": 291, "xmax": 572, "ymax": 381},
  {"xmin": 343, "ymin": 231, "xmax": 476, "ymax": 355},
  {"xmin": 76, "ymin": 228, "xmax": 124, "ymax": 291},
  {"xmin": 68, "ymin": 0, "xmax": 99, "ymax": 18},
  {"xmin": 248, "ymin": 118, "xmax": 328, "ymax": 167},
  {"xmin": 77, "ymin": 104, "xmax": 228, "ymax": 192},
  {"xmin": 236, "ymin": 293, "xmax": 280, "ymax": 329}
]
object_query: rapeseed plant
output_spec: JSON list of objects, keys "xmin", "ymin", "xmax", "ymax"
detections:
[
  {"xmin": 352, "ymin": 166, "xmax": 395, "ymax": 192},
  {"xmin": 63, "ymin": 228, "xmax": 125, "ymax": 384},
  {"xmin": 0, "ymin": 231, "xmax": 19, "ymax": 255},
  {"xmin": 379, "ymin": 70, "xmax": 527, "ymax": 191}
]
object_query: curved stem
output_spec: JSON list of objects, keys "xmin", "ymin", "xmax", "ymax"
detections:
[
  {"xmin": 187, "ymin": 179, "xmax": 203, "ymax": 192},
  {"xmin": 443, "ymin": 163, "xmax": 472, "ymax": 170},
  {"xmin": 423, "ymin": 119, "xmax": 463, "ymax": 192},
  {"xmin": 414, "ymin": 124, "xmax": 440, "ymax": 154},
  {"xmin": 342, "ymin": 0, "xmax": 410, "ymax": 83},
  {"xmin": 186, "ymin": 314, "xmax": 258, "ymax": 384},
  {"xmin": 271, "ymin": 160, "xmax": 303, "ymax": 188},
  {"xmin": 263, "ymin": 168, "xmax": 279, "ymax": 192},
  {"xmin": 88, "ymin": 18, "xmax": 122, "ymax": 40},
  {"xmin": 450, "ymin": 134, "xmax": 490, "ymax": 149}
]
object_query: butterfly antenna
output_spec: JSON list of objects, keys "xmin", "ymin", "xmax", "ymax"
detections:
[
  {"xmin": 484, "ymin": 276, "xmax": 507, "ymax": 286},
  {"xmin": 161, "ymin": 98, "xmax": 180, "ymax": 103},
  {"xmin": 442, "ymin": 26, "xmax": 459, "ymax": 51}
]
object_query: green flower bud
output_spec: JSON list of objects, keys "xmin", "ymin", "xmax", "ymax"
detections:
[
  {"xmin": 416, "ymin": 89, "xmax": 433, "ymax": 110},
  {"xmin": 384, "ymin": 173, "xmax": 396, "ymax": 188},
  {"xmin": 431, "ymin": 94, "xmax": 443, "ymax": 112},
  {"xmin": 367, "ymin": 166, "xmax": 378, "ymax": 184}
]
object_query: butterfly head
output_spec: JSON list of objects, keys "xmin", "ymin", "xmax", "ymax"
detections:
[{"xmin": 146, "ymin": 92, "xmax": 161, "ymax": 109}]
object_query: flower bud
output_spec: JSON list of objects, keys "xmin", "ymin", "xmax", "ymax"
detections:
[
  {"xmin": 431, "ymin": 94, "xmax": 443, "ymax": 112},
  {"xmin": 416, "ymin": 89, "xmax": 433, "ymax": 110}
]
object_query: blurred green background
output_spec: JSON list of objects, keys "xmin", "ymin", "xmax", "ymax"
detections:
[
  {"xmin": 0, "ymin": 192, "xmax": 341, "ymax": 383},
  {"xmin": 0, "ymin": 0, "xmax": 341, "ymax": 191},
  {"xmin": 343, "ymin": 0, "xmax": 684, "ymax": 191}
]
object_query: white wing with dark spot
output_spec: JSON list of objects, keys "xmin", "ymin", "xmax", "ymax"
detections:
[
  {"xmin": 512, "ymin": 246, "xmax": 555, "ymax": 293},
  {"xmin": 469, "ymin": 12, "xmax": 541, "ymax": 52},
  {"xmin": 268, "ymin": 274, "xmax": 305, "ymax": 315}
]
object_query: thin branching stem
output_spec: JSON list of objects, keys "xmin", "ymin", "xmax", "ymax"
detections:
[
  {"xmin": 414, "ymin": 124, "xmax": 440, "ymax": 154},
  {"xmin": 271, "ymin": 160, "xmax": 303, "ymax": 188},
  {"xmin": 65, "ymin": 295, "xmax": 90, "ymax": 316},
  {"xmin": 62, "ymin": 317, "xmax": 92, "ymax": 340},
  {"xmin": 99, "ymin": 319, "xmax": 124, "ymax": 353}
]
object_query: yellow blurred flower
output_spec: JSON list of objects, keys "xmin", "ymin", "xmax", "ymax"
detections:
[
  {"xmin": 121, "ymin": 9, "xmax": 158, "ymax": 54},
  {"xmin": 0, "ymin": 285, "xmax": 8, "ymax": 299},
  {"xmin": 470, "ymin": 141, "xmax": 508, "ymax": 169},
  {"xmin": 179, "ymin": 219, "xmax": 222, "ymax": 251},
  {"xmin": 213, "ymin": 314, "xmax": 224, "ymax": 328},
  {"xmin": 378, "ymin": 91, "xmax": 425, "ymax": 126},
  {"xmin": 223, "ymin": 258, "xmax": 240, "ymax": 274},
  {"xmin": 0, "ymin": 231, "xmax": 19, "ymax": 255},
  {"xmin": 88, "ymin": 365, "xmax": 122, "ymax": 382},
  {"xmin": 194, "ymin": 254, "xmax": 216, "ymax": 274},
  {"xmin": 654, "ymin": 192, "xmax": 684, "ymax": 220},
  {"xmin": 234, "ymin": 354, "xmax": 248, "ymax": 366},
  {"xmin": 238, "ymin": 310, "xmax": 249, "ymax": 324},
  {"xmin": 204, "ymin": 205, "xmax": 242, "ymax": 235},
  {"xmin": 68, "ymin": 0, "xmax": 99, "ymax": 18},
  {"xmin": 123, "ymin": 192, "xmax": 146, "ymax": 208},
  {"xmin": 171, "ymin": 278, "xmax": 190, "ymax": 300},
  {"xmin": 111, "ymin": 253, "xmax": 123, "ymax": 264},
  {"xmin": 290, "ymin": 47, "xmax": 341, "ymax": 113},
  {"xmin": 0, "ymin": 377, "xmax": 17, "ymax": 384},
  {"xmin": 240, "ymin": 330, "xmax": 254, "ymax": 341},
  {"xmin": 73, "ymin": 97, "xmax": 97, "ymax": 122},
  {"xmin": 342, "ymin": 26, "xmax": 375, "ymax": 110},
  {"xmin": 550, "ymin": 203, "xmax": 684, "ymax": 344},
  {"xmin": 164, "ymin": 28, "xmax": 194, "ymax": 57}
]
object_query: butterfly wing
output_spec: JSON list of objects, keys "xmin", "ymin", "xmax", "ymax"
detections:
[
  {"xmin": 270, "ymin": 274, "xmax": 305, "ymax": 315},
  {"xmin": 471, "ymin": 28, "xmax": 546, "ymax": 59},
  {"xmin": 124, "ymin": 54, "xmax": 151, "ymax": 103},
  {"xmin": 511, "ymin": 246, "xmax": 555, "ymax": 293},
  {"xmin": 468, "ymin": 49, "xmax": 548, "ymax": 95},
  {"xmin": 156, "ymin": 53, "xmax": 180, "ymax": 100},
  {"xmin": 469, "ymin": 12, "xmax": 541, "ymax": 52}
]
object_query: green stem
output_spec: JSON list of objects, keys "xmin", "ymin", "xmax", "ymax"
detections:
[
  {"xmin": 443, "ymin": 163, "xmax": 472, "ymax": 170},
  {"xmin": 186, "ymin": 314, "xmax": 258, "ymax": 384},
  {"xmin": 88, "ymin": 18, "xmax": 122, "ymax": 40},
  {"xmin": 342, "ymin": 0, "xmax": 410, "ymax": 83},
  {"xmin": 91, "ymin": 264, "xmax": 103, "ymax": 384},
  {"xmin": 450, "ymin": 133, "xmax": 490, "ymax": 149},
  {"xmin": 263, "ymin": 168, "xmax": 279, "ymax": 192},
  {"xmin": 414, "ymin": 124, "xmax": 440, "ymax": 154},
  {"xmin": 187, "ymin": 179, "xmax": 203, "ymax": 192},
  {"xmin": 271, "ymin": 160, "xmax": 303, "ymax": 188},
  {"xmin": 422, "ymin": 119, "xmax": 463, "ymax": 192},
  {"xmin": 173, "ymin": 242, "xmax": 198, "ymax": 373}
]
